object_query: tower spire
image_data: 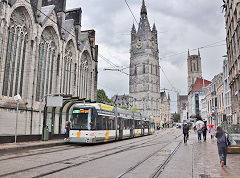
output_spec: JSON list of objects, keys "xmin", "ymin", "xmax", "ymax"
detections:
[
  {"xmin": 152, "ymin": 23, "xmax": 157, "ymax": 32},
  {"xmin": 198, "ymin": 48, "xmax": 200, "ymax": 56},
  {"xmin": 131, "ymin": 23, "xmax": 136, "ymax": 33},
  {"xmin": 141, "ymin": 0, "xmax": 147, "ymax": 15}
]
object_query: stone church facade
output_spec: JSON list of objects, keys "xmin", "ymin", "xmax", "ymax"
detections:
[
  {"xmin": 129, "ymin": 0, "xmax": 161, "ymax": 121},
  {"xmin": 0, "ymin": 0, "xmax": 98, "ymax": 135}
]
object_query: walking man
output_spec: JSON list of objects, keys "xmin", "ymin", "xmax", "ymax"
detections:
[
  {"xmin": 183, "ymin": 123, "xmax": 189, "ymax": 143},
  {"xmin": 197, "ymin": 125, "xmax": 202, "ymax": 141},
  {"xmin": 202, "ymin": 124, "xmax": 207, "ymax": 141}
]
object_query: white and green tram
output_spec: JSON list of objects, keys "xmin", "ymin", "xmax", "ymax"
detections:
[{"xmin": 68, "ymin": 103, "xmax": 155, "ymax": 143}]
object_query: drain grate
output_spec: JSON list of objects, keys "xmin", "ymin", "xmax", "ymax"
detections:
[{"xmin": 199, "ymin": 174, "xmax": 211, "ymax": 178}]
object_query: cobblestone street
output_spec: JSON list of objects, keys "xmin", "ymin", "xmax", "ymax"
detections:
[
  {"xmin": 161, "ymin": 129, "xmax": 240, "ymax": 178},
  {"xmin": 1, "ymin": 129, "xmax": 240, "ymax": 177}
]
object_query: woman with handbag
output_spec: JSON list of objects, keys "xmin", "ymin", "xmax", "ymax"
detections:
[{"xmin": 215, "ymin": 126, "xmax": 230, "ymax": 167}]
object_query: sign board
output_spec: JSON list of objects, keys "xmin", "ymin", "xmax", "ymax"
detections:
[
  {"xmin": 46, "ymin": 96, "xmax": 63, "ymax": 107},
  {"xmin": 100, "ymin": 104, "xmax": 114, "ymax": 111}
]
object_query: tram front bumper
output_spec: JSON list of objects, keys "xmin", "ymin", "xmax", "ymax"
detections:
[{"xmin": 68, "ymin": 136, "xmax": 96, "ymax": 143}]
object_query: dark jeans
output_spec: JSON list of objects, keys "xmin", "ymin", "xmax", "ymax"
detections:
[
  {"xmin": 198, "ymin": 133, "xmax": 201, "ymax": 140},
  {"xmin": 184, "ymin": 133, "xmax": 188, "ymax": 143},
  {"xmin": 65, "ymin": 130, "xmax": 69, "ymax": 138},
  {"xmin": 218, "ymin": 146, "xmax": 227, "ymax": 165},
  {"xmin": 203, "ymin": 132, "xmax": 207, "ymax": 141}
]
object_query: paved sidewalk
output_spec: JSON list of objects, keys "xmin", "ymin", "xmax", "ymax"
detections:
[
  {"xmin": 160, "ymin": 130, "xmax": 240, "ymax": 178},
  {"xmin": 0, "ymin": 139, "xmax": 66, "ymax": 154}
]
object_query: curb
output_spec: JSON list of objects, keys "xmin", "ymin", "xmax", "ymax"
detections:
[{"xmin": 0, "ymin": 141, "xmax": 67, "ymax": 155}]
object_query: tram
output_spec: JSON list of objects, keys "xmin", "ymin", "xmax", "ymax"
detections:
[{"xmin": 68, "ymin": 103, "xmax": 155, "ymax": 143}]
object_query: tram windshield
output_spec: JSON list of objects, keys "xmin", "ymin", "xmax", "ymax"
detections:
[{"xmin": 71, "ymin": 109, "xmax": 90, "ymax": 130}]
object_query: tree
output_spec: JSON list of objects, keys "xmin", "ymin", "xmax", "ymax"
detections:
[
  {"xmin": 173, "ymin": 113, "xmax": 180, "ymax": 123},
  {"xmin": 119, "ymin": 105, "xmax": 128, "ymax": 110},
  {"xmin": 97, "ymin": 89, "xmax": 112, "ymax": 104},
  {"xmin": 131, "ymin": 107, "xmax": 141, "ymax": 113}
]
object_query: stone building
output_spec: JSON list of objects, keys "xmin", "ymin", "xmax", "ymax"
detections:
[
  {"xmin": 188, "ymin": 78, "xmax": 211, "ymax": 120},
  {"xmin": 0, "ymin": 0, "xmax": 98, "ymax": 136},
  {"xmin": 205, "ymin": 73, "xmax": 223, "ymax": 126},
  {"xmin": 187, "ymin": 50, "xmax": 202, "ymax": 120},
  {"xmin": 223, "ymin": 57, "xmax": 232, "ymax": 124},
  {"xmin": 224, "ymin": 0, "xmax": 240, "ymax": 124},
  {"xmin": 187, "ymin": 50, "xmax": 202, "ymax": 92},
  {"xmin": 129, "ymin": 0, "xmax": 161, "ymax": 121},
  {"xmin": 159, "ymin": 91, "xmax": 170, "ymax": 124},
  {"xmin": 111, "ymin": 94, "xmax": 132, "ymax": 109},
  {"xmin": 177, "ymin": 94, "xmax": 188, "ymax": 122}
]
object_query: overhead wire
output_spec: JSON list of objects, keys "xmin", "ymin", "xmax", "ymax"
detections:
[{"xmin": 2, "ymin": 0, "xmax": 227, "ymax": 98}]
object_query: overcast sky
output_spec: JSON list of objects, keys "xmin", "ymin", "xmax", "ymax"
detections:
[{"xmin": 66, "ymin": 0, "xmax": 226, "ymax": 112}]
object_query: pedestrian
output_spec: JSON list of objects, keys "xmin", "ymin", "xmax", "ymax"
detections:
[
  {"xmin": 64, "ymin": 121, "xmax": 70, "ymax": 140},
  {"xmin": 202, "ymin": 124, "xmax": 207, "ymax": 141},
  {"xmin": 209, "ymin": 126, "xmax": 215, "ymax": 139},
  {"xmin": 193, "ymin": 125, "xmax": 197, "ymax": 133},
  {"xmin": 215, "ymin": 126, "xmax": 230, "ymax": 167},
  {"xmin": 183, "ymin": 123, "xmax": 189, "ymax": 143},
  {"xmin": 197, "ymin": 125, "xmax": 202, "ymax": 141}
]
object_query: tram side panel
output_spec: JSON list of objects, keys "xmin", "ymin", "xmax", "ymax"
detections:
[{"xmin": 69, "ymin": 130, "xmax": 117, "ymax": 143}]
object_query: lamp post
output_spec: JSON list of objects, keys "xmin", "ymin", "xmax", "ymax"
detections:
[{"xmin": 14, "ymin": 94, "xmax": 21, "ymax": 143}]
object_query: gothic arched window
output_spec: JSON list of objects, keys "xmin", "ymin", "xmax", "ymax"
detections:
[
  {"xmin": 63, "ymin": 40, "xmax": 76, "ymax": 95},
  {"xmin": 2, "ymin": 7, "xmax": 31, "ymax": 97},
  {"xmin": 80, "ymin": 51, "xmax": 91, "ymax": 98},
  {"xmin": 35, "ymin": 27, "xmax": 57, "ymax": 101}
]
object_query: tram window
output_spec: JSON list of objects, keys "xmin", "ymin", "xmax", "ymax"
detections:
[
  {"xmin": 102, "ymin": 117, "xmax": 107, "ymax": 130},
  {"xmin": 96, "ymin": 115, "xmax": 103, "ymax": 130},
  {"xmin": 91, "ymin": 109, "xmax": 97, "ymax": 130},
  {"xmin": 124, "ymin": 120, "xmax": 127, "ymax": 129},
  {"xmin": 71, "ymin": 111, "xmax": 89, "ymax": 130}
]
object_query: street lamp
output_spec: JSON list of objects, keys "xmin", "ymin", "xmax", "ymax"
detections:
[{"xmin": 14, "ymin": 94, "xmax": 21, "ymax": 143}]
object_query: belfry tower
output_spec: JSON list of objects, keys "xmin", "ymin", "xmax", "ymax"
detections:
[
  {"xmin": 129, "ymin": 0, "xmax": 160, "ymax": 120},
  {"xmin": 187, "ymin": 49, "xmax": 202, "ymax": 92}
]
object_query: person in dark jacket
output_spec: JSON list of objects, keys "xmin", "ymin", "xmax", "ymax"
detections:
[
  {"xmin": 64, "ymin": 121, "xmax": 71, "ymax": 140},
  {"xmin": 215, "ymin": 126, "xmax": 229, "ymax": 167},
  {"xmin": 202, "ymin": 124, "xmax": 207, "ymax": 141},
  {"xmin": 183, "ymin": 123, "xmax": 189, "ymax": 143}
]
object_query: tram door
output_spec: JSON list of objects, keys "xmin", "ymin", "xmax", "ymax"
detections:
[
  {"xmin": 130, "ymin": 119, "xmax": 134, "ymax": 138},
  {"xmin": 118, "ymin": 118, "xmax": 123, "ymax": 140}
]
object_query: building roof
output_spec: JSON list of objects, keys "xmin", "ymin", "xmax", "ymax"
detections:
[{"xmin": 192, "ymin": 78, "xmax": 211, "ymax": 94}]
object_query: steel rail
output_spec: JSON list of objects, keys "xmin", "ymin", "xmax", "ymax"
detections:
[
  {"xmin": 0, "ymin": 134, "xmax": 162, "ymax": 177},
  {"xmin": 116, "ymin": 134, "xmax": 182, "ymax": 178}
]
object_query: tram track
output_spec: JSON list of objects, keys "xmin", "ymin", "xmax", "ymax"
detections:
[
  {"xmin": 0, "ymin": 131, "xmax": 159, "ymax": 162},
  {"xmin": 0, "ymin": 145, "xmax": 80, "ymax": 162},
  {"xmin": 150, "ymin": 141, "xmax": 182, "ymax": 178},
  {"xmin": 116, "ymin": 134, "xmax": 182, "ymax": 178},
  {"xmin": 0, "ymin": 131, "xmax": 179, "ymax": 177}
]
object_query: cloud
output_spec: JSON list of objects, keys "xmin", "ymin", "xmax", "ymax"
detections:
[{"xmin": 66, "ymin": 0, "xmax": 227, "ymax": 112}]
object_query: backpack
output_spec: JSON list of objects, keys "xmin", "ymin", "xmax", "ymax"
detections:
[
  {"xmin": 217, "ymin": 133, "xmax": 230, "ymax": 146},
  {"xmin": 197, "ymin": 128, "xmax": 202, "ymax": 134},
  {"xmin": 217, "ymin": 134, "xmax": 226, "ymax": 144}
]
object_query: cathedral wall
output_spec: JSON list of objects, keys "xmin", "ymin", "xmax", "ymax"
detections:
[{"xmin": 0, "ymin": 0, "xmax": 98, "ymax": 136}]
